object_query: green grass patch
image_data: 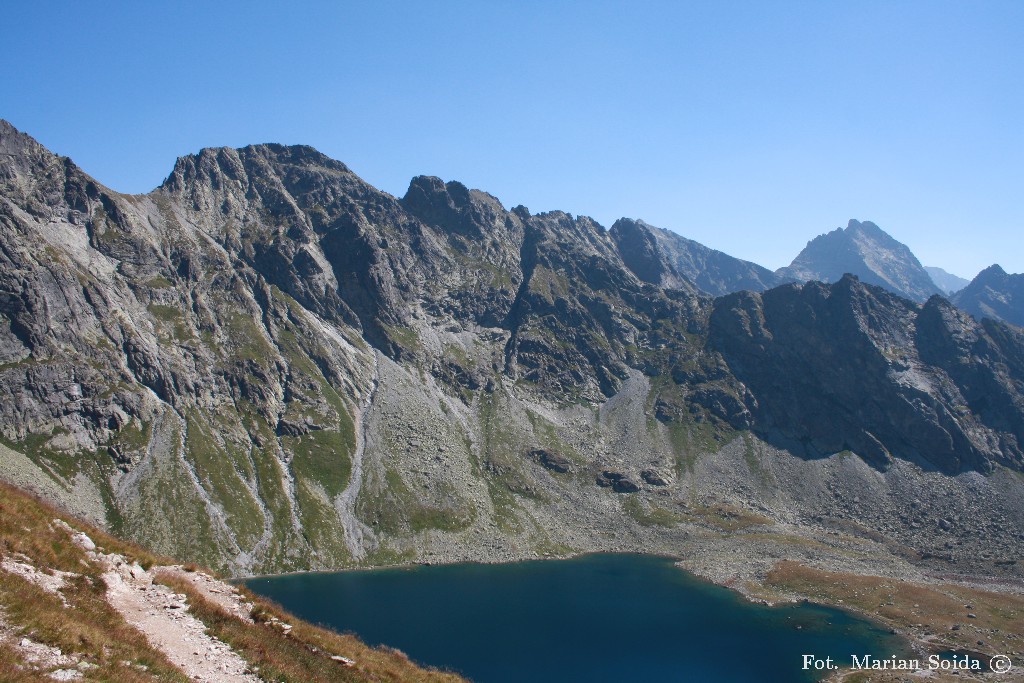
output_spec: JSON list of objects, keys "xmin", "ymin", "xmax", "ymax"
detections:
[
  {"xmin": 360, "ymin": 469, "xmax": 474, "ymax": 535},
  {"xmin": 621, "ymin": 496, "xmax": 682, "ymax": 527},
  {"xmin": 485, "ymin": 479, "xmax": 525, "ymax": 533},
  {"xmin": 381, "ymin": 323, "xmax": 422, "ymax": 353},
  {"xmin": 684, "ymin": 502, "xmax": 772, "ymax": 531},
  {"xmin": 1, "ymin": 429, "xmax": 81, "ymax": 482},
  {"xmin": 146, "ymin": 276, "xmax": 174, "ymax": 289},
  {"xmin": 148, "ymin": 303, "xmax": 183, "ymax": 322},
  {"xmin": 110, "ymin": 418, "xmax": 152, "ymax": 453},
  {"xmin": 184, "ymin": 412, "xmax": 264, "ymax": 551},
  {"xmin": 286, "ymin": 430, "xmax": 353, "ymax": 499},
  {"xmin": 225, "ymin": 312, "xmax": 275, "ymax": 362}
]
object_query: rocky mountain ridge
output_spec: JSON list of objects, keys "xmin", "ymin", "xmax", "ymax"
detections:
[
  {"xmin": 609, "ymin": 218, "xmax": 790, "ymax": 295},
  {"xmin": 952, "ymin": 264, "xmax": 1024, "ymax": 329},
  {"xmin": 1, "ymin": 120, "xmax": 1023, "ymax": 582}
]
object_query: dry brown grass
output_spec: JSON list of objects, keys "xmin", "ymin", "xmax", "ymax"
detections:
[
  {"xmin": 0, "ymin": 482, "xmax": 189, "ymax": 681},
  {"xmin": 0, "ymin": 640, "xmax": 52, "ymax": 682},
  {"xmin": 766, "ymin": 561, "xmax": 1024, "ymax": 661},
  {"xmin": 0, "ymin": 481, "xmax": 464, "ymax": 682},
  {"xmin": 158, "ymin": 573, "xmax": 466, "ymax": 683}
]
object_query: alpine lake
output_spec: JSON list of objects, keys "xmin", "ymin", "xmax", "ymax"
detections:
[{"xmin": 243, "ymin": 553, "xmax": 912, "ymax": 682}]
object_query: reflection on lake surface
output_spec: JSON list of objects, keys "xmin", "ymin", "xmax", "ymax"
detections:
[{"xmin": 244, "ymin": 553, "xmax": 908, "ymax": 683}]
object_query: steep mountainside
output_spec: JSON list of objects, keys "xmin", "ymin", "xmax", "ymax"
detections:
[
  {"xmin": 2, "ymin": 120, "xmax": 1023, "ymax": 583},
  {"xmin": 952, "ymin": 264, "xmax": 1024, "ymax": 328},
  {"xmin": 610, "ymin": 218, "xmax": 789, "ymax": 295},
  {"xmin": 778, "ymin": 219, "xmax": 941, "ymax": 302},
  {"xmin": 925, "ymin": 266, "xmax": 970, "ymax": 295}
]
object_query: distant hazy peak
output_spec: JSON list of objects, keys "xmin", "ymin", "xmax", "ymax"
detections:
[
  {"xmin": 924, "ymin": 266, "xmax": 971, "ymax": 295},
  {"xmin": 777, "ymin": 218, "xmax": 940, "ymax": 303}
]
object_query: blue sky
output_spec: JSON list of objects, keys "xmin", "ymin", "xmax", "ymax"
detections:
[{"xmin": 3, "ymin": 1, "xmax": 1021, "ymax": 277}]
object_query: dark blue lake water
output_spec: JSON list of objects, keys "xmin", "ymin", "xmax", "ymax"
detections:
[{"xmin": 243, "ymin": 553, "xmax": 908, "ymax": 683}]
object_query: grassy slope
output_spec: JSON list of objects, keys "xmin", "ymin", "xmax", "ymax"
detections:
[{"xmin": 0, "ymin": 481, "xmax": 465, "ymax": 683}]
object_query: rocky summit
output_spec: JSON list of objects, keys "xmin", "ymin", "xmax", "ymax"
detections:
[
  {"xmin": 1, "ymin": 120, "xmax": 1023, "ymax": 587},
  {"xmin": 778, "ymin": 219, "xmax": 942, "ymax": 303},
  {"xmin": 952, "ymin": 264, "xmax": 1024, "ymax": 329}
]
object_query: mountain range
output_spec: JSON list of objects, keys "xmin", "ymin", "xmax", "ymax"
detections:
[{"xmin": 1, "ymin": 119, "xmax": 1022, "ymax": 587}]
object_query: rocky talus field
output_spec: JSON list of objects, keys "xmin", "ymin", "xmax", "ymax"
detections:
[{"xmin": 2, "ymin": 119, "xmax": 1024, "ymax": 679}]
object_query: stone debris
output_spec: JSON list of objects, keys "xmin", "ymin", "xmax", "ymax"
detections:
[
  {"xmin": 102, "ymin": 561, "xmax": 259, "ymax": 682},
  {"xmin": 0, "ymin": 607, "xmax": 86, "ymax": 679},
  {"xmin": 165, "ymin": 568, "xmax": 255, "ymax": 624},
  {"xmin": 0, "ymin": 557, "xmax": 77, "ymax": 605},
  {"xmin": 43, "ymin": 524, "xmax": 261, "ymax": 683}
]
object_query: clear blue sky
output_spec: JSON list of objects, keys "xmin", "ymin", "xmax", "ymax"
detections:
[{"xmin": 3, "ymin": 1, "xmax": 1021, "ymax": 277}]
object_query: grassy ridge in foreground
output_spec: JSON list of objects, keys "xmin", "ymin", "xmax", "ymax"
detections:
[{"xmin": 0, "ymin": 481, "xmax": 466, "ymax": 682}]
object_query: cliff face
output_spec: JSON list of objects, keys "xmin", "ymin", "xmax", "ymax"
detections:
[
  {"xmin": 2, "ymin": 120, "xmax": 1023, "ymax": 577},
  {"xmin": 777, "ymin": 219, "xmax": 942, "ymax": 303},
  {"xmin": 952, "ymin": 264, "xmax": 1024, "ymax": 328},
  {"xmin": 710, "ymin": 277, "xmax": 1024, "ymax": 473}
]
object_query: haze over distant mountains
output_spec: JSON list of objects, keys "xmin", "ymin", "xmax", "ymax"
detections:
[
  {"xmin": 925, "ymin": 266, "xmax": 970, "ymax": 295},
  {"xmin": 774, "ymin": 219, "xmax": 941, "ymax": 303},
  {"xmin": 612, "ymin": 216, "xmax": 1023, "ymax": 330}
]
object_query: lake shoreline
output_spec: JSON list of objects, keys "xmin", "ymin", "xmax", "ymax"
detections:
[{"xmin": 242, "ymin": 553, "xmax": 914, "ymax": 683}]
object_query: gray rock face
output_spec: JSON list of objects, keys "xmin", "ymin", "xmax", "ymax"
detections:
[
  {"xmin": 951, "ymin": 264, "xmax": 1024, "ymax": 328},
  {"xmin": 596, "ymin": 470, "xmax": 640, "ymax": 493},
  {"xmin": 925, "ymin": 266, "xmax": 970, "ymax": 295},
  {"xmin": 709, "ymin": 276, "xmax": 1024, "ymax": 474},
  {"xmin": 2, "ymin": 119, "xmax": 1023, "ymax": 577},
  {"xmin": 610, "ymin": 218, "xmax": 788, "ymax": 296},
  {"xmin": 777, "ymin": 219, "xmax": 941, "ymax": 303}
]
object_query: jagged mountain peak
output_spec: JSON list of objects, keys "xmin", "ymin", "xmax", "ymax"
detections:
[
  {"xmin": 160, "ymin": 142, "xmax": 354, "ymax": 194},
  {"xmin": 0, "ymin": 118, "xmax": 48, "ymax": 156},
  {"xmin": 401, "ymin": 175, "xmax": 512, "ymax": 237},
  {"xmin": 1, "ymin": 118, "xmax": 75, "ymax": 180},
  {"xmin": 977, "ymin": 263, "xmax": 1008, "ymax": 278},
  {"xmin": 952, "ymin": 263, "xmax": 1024, "ymax": 328},
  {"xmin": 777, "ymin": 218, "xmax": 940, "ymax": 303}
]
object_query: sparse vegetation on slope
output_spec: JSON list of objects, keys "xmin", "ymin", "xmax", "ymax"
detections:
[{"xmin": 0, "ymin": 481, "xmax": 466, "ymax": 683}]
